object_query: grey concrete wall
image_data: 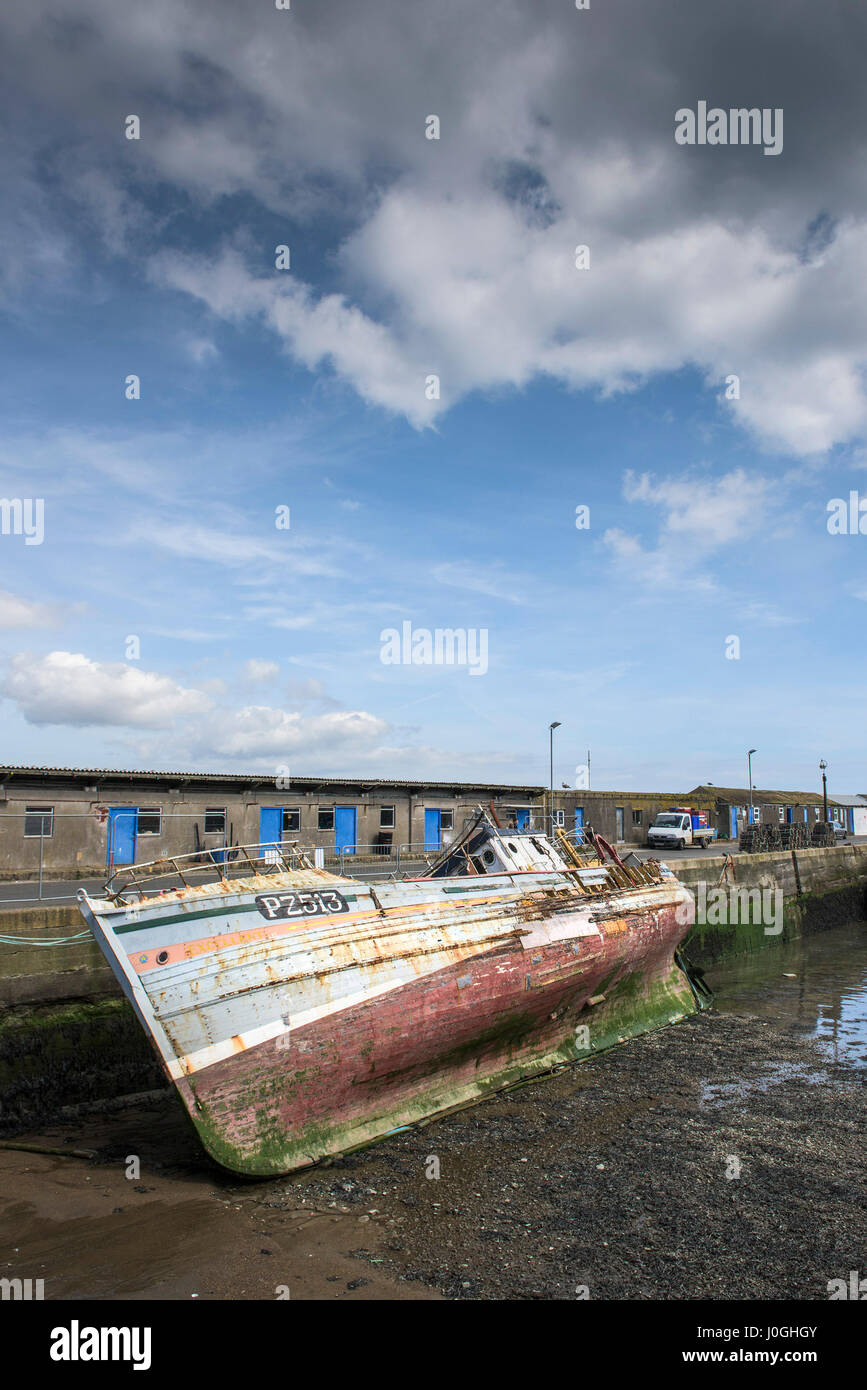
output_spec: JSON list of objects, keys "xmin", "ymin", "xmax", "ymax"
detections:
[
  {"xmin": 675, "ymin": 843, "xmax": 867, "ymax": 964},
  {"xmin": 0, "ymin": 787, "xmax": 541, "ymax": 875}
]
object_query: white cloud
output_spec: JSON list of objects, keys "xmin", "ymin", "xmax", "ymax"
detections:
[
  {"xmin": 622, "ymin": 469, "xmax": 770, "ymax": 547},
  {"xmin": 242, "ymin": 658, "xmax": 280, "ymax": 683},
  {"xmin": 126, "ymin": 518, "xmax": 343, "ymax": 577},
  {"xmin": 190, "ymin": 704, "xmax": 390, "ymax": 762},
  {"xmin": 432, "ymin": 562, "xmax": 529, "ymax": 606},
  {"xmin": 602, "ymin": 467, "xmax": 775, "ymax": 590},
  {"xmin": 0, "ymin": 591, "xmax": 61, "ymax": 629},
  {"xmin": 186, "ymin": 336, "xmax": 219, "ymax": 364},
  {"xmin": 1, "ymin": 651, "xmax": 212, "ymax": 728}
]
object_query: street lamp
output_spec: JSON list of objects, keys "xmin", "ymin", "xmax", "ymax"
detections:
[
  {"xmin": 819, "ymin": 760, "xmax": 828, "ymax": 822},
  {"xmin": 549, "ymin": 721, "xmax": 561, "ymax": 836},
  {"xmin": 747, "ymin": 750, "xmax": 756, "ymax": 826}
]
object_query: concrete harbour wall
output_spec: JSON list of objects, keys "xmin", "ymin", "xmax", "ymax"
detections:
[{"xmin": 675, "ymin": 843, "xmax": 867, "ymax": 966}]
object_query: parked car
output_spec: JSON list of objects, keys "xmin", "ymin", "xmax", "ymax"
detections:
[{"xmin": 812, "ymin": 819, "xmax": 848, "ymax": 845}]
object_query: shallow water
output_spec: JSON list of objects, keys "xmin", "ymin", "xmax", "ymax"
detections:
[{"xmin": 706, "ymin": 921, "xmax": 867, "ymax": 1072}]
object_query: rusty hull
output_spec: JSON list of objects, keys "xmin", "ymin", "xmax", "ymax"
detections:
[{"xmin": 80, "ymin": 866, "xmax": 697, "ymax": 1175}]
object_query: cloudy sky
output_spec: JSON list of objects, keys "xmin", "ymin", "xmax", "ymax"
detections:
[{"xmin": 1, "ymin": 0, "xmax": 865, "ymax": 793}]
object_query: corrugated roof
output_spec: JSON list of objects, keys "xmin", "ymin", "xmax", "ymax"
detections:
[
  {"xmin": 688, "ymin": 784, "xmax": 845, "ymax": 805},
  {"xmin": 0, "ymin": 764, "xmax": 545, "ymax": 793}
]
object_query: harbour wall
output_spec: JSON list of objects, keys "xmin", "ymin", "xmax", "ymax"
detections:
[
  {"xmin": 1, "ymin": 845, "xmax": 866, "ymax": 1133},
  {"xmin": 675, "ymin": 842, "xmax": 867, "ymax": 966}
]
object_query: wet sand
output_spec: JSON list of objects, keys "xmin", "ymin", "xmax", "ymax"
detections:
[
  {"xmin": 2, "ymin": 1003, "xmax": 865, "ymax": 1300},
  {"xmin": 0, "ymin": 1096, "xmax": 437, "ymax": 1300}
]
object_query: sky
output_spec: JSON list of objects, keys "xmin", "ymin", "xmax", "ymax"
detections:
[{"xmin": 1, "ymin": 0, "xmax": 866, "ymax": 795}]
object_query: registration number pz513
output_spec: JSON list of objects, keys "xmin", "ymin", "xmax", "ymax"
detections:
[{"xmin": 254, "ymin": 889, "xmax": 350, "ymax": 921}]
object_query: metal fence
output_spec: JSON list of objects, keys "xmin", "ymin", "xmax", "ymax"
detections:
[{"xmin": 0, "ymin": 805, "xmax": 462, "ymax": 903}]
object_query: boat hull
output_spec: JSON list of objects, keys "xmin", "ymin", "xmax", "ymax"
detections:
[{"xmin": 80, "ymin": 868, "xmax": 696, "ymax": 1175}]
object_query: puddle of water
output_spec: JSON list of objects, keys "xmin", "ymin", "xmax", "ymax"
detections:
[
  {"xmin": 700, "ymin": 1060, "xmax": 831, "ymax": 1108},
  {"xmin": 705, "ymin": 921, "xmax": 867, "ymax": 1072}
]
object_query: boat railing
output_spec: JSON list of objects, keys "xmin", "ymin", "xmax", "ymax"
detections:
[{"xmin": 103, "ymin": 840, "xmax": 318, "ymax": 902}]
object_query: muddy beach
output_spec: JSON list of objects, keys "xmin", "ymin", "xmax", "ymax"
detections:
[{"xmin": 2, "ymin": 996, "xmax": 865, "ymax": 1301}]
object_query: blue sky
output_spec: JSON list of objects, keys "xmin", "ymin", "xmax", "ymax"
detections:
[{"xmin": 1, "ymin": 0, "xmax": 866, "ymax": 795}]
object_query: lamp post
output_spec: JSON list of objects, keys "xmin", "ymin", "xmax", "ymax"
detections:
[
  {"xmin": 819, "ymin": 760, "xmax": 828, "ymax": 823},
  {"xmin": 747, "ymin": 749, "xmax": 756, "ymax": 826},
  {"xmin": 549, "ymin": 721, "xmax": 561, "ymax": 836}
]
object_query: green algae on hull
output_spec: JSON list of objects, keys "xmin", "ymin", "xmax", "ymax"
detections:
[{"xmin": 185, "ymin": 963, "xmax": 697, "ymax": 1177}]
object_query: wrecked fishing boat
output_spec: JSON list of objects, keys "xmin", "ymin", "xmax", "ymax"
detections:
[{"xmin": 78, "ymin": 811, "xmax": 704, "ymax": 1176}]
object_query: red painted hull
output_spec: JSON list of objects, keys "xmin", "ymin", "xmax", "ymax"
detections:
[{"xmin": 178, "ymin": 900, "xmax": 694, "ymax": 1173}]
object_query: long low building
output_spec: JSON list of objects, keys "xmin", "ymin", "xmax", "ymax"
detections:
[
  {"xmin": 686, "ymin": 785, "xmax": 860, "ymax": 839},
  {"xmin": 0, "ymin": 765, "xmax": 859, "ymax": 876},
  {"xmin": 0, "ymin": 765, "xmax": 546, "ymax": 875},
  {"xmin": 556, "ymin": 786, "xmax": 860, "ymax": 845}
]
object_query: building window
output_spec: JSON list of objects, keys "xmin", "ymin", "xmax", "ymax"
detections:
[
  {"xmin": 440, "ymin": 809, "xmax": 454, "ymax": 831},
  {"xmin": 380, "ymin": 805, "xmax": 395, "ymax": 829},
  {"xmin": 24, "ymin": 805, "xmax": 53, "ymax": 837},
  {"xmin": 137, "ymin": 808, "xmax": 161, "ymax": 835},
  {"xmin": 318, "ymin": 808, "xmax": 334, "ymax": 831},
  {"xmin": 204, "ymin": 807, "xmax": 226, "ymax": 835},
  {"xmin": 632, "ymin": 809, "xmax": 643, "ymax": 826},
  {"xmin": 778, "ymin": 807, "xmax": 786, "ymax": 823},
  {"xmin": 552, "ymin": 809, "xmax": 565, "ymax": 827},
  {"xmin": 282, "ymin": 808, "xmax": 301, "ymax": 834}
]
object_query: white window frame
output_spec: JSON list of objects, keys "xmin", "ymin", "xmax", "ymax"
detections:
[
  {"xmin": 379, "ymin": 805, "xmax": 395, "ymax": 829},
  {"xmin": 24, "ymin": 805, "xmax": 54, "ymax": 837},
  {"xmin": 282, "ymin": 808, "xmax": 301, "ymax": 834},
  {"xmin": 204, "ymin": 807, "xmax": 226, "ymax": 835},
  {"xmin": 137, "ymin": 807, "xmax": 162, "ymax": 835}
]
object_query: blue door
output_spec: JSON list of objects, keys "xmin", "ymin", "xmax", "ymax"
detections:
[
  {"xmin": 107, "ymin": 806, "xmax": 137, "ymax": 867},
  {"xmin": 334, "ymin": 806, "xmax": 357, "ymax": 855},
  {"xmin": 260, "ymin": 806, "xmax": 283, "ymax": 852},
  {"xmin": 730, "ymin": 807, "xmax": 738, "ymax": 838},
  {"xmin": 516, "ymin": 809, "xmax": 530, "ymax": 830},
  {"xmin": 575, "ymin": 807, "xmax": 584, "ymax": 836},
  {"xmin": 786, "ymin": 806, "xmax": 793, "ymax": 823},
  {"xmin": 424, "ymin": 808, "xmax": 441, "ymax": 850}
]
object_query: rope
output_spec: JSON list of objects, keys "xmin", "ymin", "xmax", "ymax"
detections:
[{"xmin": 0, "ymin": 929, "xmax": 93, "ymax": 945}]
